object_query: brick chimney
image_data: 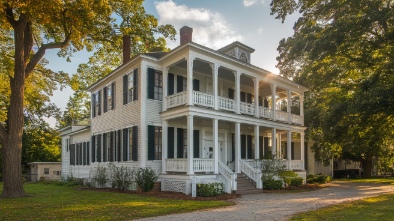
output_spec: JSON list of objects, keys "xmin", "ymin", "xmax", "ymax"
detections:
[
  {"xmin": 180, "ymin": 26, "xmax": 193, "ymax": 45},
  {"xmin": 123, "ymin": 35, "xmax": 131, "ymax": 64}
]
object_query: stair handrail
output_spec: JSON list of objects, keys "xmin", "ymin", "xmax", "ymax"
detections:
[
  {"xmin": 239, "ymin": 159, "xmax": 262, "ymax": 189},
  {"xmin": 218, "ymin": 161, "xmax": 237, "ymax": 192}
]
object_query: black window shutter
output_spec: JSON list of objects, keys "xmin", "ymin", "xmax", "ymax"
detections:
[
  {"xmin": 123, "ymin": 128, "xmax": 128, "ymax": 161},
  {"xmin": 91, "ymin": 136, "xmax": 96, "ymax": 163},
  {"xmin": 193, "ymin": 79, "xmax": 200, "ymax": 91},
  {"xmin": 83, "ymin": 142, "xmax": 86, "ymax": 166},
  {"xmin": 168, "ymin": 127, "xmax": 174, "ymax": 158},
  {"xmin": 231, "ymin": 134, "xmax": 235, "ymax": 161},
  {"xmin": 80, "ymin": 143, "xmax": 83, "ymax": 165},
  {"xmin": 291, "ymin": 142, "xmax": 295, "ymax": 160},
  {"xmin": 87, "ymin": 141, "xmax": 90, "ymax": 165},
  {"xmin": 147, "ymin": 125, "xmax": 155, "ymax": 160},
  {"xmin": 133, "ymin": 68, "xmax": 138, "ymax": 101},
  {"xmin": 168, "ymin": 73, "xmax": 174, "ymax": 95},
  {"xmin": 247, "ymin": 135, "xmax": 253, "ymax": 159},
  {"xmin": 103, "ymin": 87, "xmax": 108, "ymax": 113},
  {"xmin": 247, "ymin": 93, "xmax": 252, "ymax": 104},
  {"xmin": 304, "ymin": 142, "xmax": 308, "ymax": 170},
  {"xmin": 263, "ymin": 137, "xmax": 269, "ymax": 158},
  {"xmin": 240, "ymin": 92, "xmax": 246, "ymax": 102},
  {"xmin": 259, "ymin": 136, "xmax": 263, "ymax": 159},
  {"xmin": 177, "ymin": 75, "xmax": 184, "ymax": 92},
  {"xmin": 241, "ymin": 135, "xmax": 246, "ymax": 159},
  {"xmin": 123, "ymin": 75, "xmax": 128, "ymax": 104},
  {"xmin": 98, "ymin": 90, "xmax": 101, "ymax": 116},
  {"xmin": 177, "ymin": 128, "xmax": 184, "ymax": 158},
  {"xmin": 97, "ymin": 134, "xmax": 102, "ymax": 162},
  {"xmin": 228, "ymin": 88, "xmax": 234, "ymax": 99},
  {"xmin": 258, "ymin": 96, "xmax": 263, "ymax": 106},
  {"xmin": 103, "ymin": 133, "xmax": 107, "ymax": 162},
  {"xmin": 110, "ymin": 131, "xmax": 115, "ymax": 162},
  {"xmin": 147, "ymin": 68, "xmax": 155, "ymax": 99},
  {"xmin": 117, "ymin": 130, "xmax": 121, "ymax": 162},
  {"xmin": 92, "ymin": 93, "xmax": 96, "ymax": 117},
  {"xmin": 193, "ymin": 130, "xmax": 199, "ymax": 158},
  {"xmin": 70, "ymin": 144, "xmax": 75, "ymax": 165},
  {"xmin": 132, "ymin": 126, "xmax": 138, "ymax": 161},
  {"xmin": 111, "ymin": 82, "xmax": 115, "ymax": 110}
]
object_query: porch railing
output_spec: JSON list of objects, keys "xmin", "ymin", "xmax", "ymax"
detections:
[
  {"xmin": 259, "ymin": 107, "xmax": 273, "ymax": 119},
  {"xmin": 165, "ymin": 159, "xmax": 187, "ymax": 172},
  {"xmin": 166, "ymin": 91, "xmax": 187, "ymax": 109},
  {"xmin": 291, "ymin": 114, "xmax": 303, "ymax": 125},
  {"xmin": 239, "ymin": 159, "xmax": 262, "ymax": 189},
  {"xmin": 240, "ymin": 102, "xmax": 255, "ymax": 116},
  {"xmin": 217, "ymin": 96, "xmax": 236, "ymax": 112},
  {"xmin": 193, "ymin": 91, "xmax": 214, "ymax": 108},
  {"xmin": 218, "ymin": 161, "xmax": 237, "ymax": 192},
  {"xmin": 276, "ymin": 110, "xmax": 289, "ymax": 122},
  {"xmin": 193, "ymin": 158, "xmax": 214, "ymax": 172},
  {"xmin": 289, "ymin": 160, "xmax": 304, "ymax": 170}
]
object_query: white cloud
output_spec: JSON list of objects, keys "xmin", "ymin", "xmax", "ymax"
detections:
[
  {"xmin": 243, "ymin": 0, "xmax": 258, "ymax": 7},
  {"xmin": 155, "ymin": 0, "xmax": 243, "ymax": 49},
  {"xmin": 257, "ymin": 27, "xmax": 264, "ymax": 35}
]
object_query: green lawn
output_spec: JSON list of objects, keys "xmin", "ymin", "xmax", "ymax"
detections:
[
  {"xmin": 0, "ymin": 182, "xmax": 231, "ymax": 221},
  {"xmin": 291, "ymin": 178, "xmax": 394, "ymax": 221}
]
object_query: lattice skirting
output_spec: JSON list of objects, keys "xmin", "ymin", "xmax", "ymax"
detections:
[{"xmin": 162, "ymin": 180, "xmax": 187, "ymax": 193}]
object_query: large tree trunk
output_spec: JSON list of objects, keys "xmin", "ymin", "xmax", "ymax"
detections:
[
  {"xmin": 0, "ymin": 16, "xmax": 27, "ymax": 198},
  {"xmin": 361, "ymin": 155, "xmax": 374, "ymax": 178}
]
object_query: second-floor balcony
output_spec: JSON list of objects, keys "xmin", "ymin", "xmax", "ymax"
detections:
[{"xmin": 166, "ymin": 90, "xmax": 304, "ymax": 125}]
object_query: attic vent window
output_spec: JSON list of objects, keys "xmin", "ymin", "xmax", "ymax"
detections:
[{"xmin": 239, "ymin": 53, "xmax": 248, "ymax": 63}]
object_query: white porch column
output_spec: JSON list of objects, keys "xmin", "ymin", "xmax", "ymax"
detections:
[
  {"xmin": 300, "ymin": 94, "xmax": 304, "ymax": 126},
  {"xmin": 254, "ymin": 125, "xmax": 259, "ymax": 159},
  {"xmin": 235, "ymin": 123, "xmax": 241, "ymax": 173},
  {"xmin": 162, "ymin": 120, "xmax": 168, "ymax": 174},
  {"xmin": 300, "ymin": 131, "xmax": 305, "ymax": 170},
  {"xmin": 187, "ymin": 115, "xmax": 194, "ymax": 174},
  {"xmin": 287, "ymin": 131, "xmax": 292, "ymax": 168},
  {"xmin": 163, "ymin": 67, "xmax": 169, "ymax": 112},
  {"xmin": 213, "ymin": 118, "xmax": 219, "ymax": 174},
  {"xmin": 211, "ymin": 63, "xmax": 219, "ymax": 110},
  {"xmin": 235, "ymin": 71, "xmax": 241, "ymax": 114},
  {"xmin": 271, "ymin": 128, "xmax": 277, "ymax": 158},
  {"xmin": 187, "ymin": 56, "xmax": 194, "ymax": 106},
  {"xmin": 254, "ymin": 78, "xmax": 259, "ymax": 118},
  {"xmin": 271, "ymin": 83, "xmax": 277, "ymax": 121},
  {"xmin": 287, "ymin": 89, "xmax": 291, "ymax": 123}
]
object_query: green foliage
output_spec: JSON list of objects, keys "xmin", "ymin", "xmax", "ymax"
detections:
[
  {"xmin": 89, "ymin": 164, "xmax": 108, "ymax": 188},
  {"xmin": 307, "ymin": 174, "xmax": 332, "ymax": 184},
  {"xmin": 135, "ymin": 167, "xmax": 158, "ymax": 192},
  {"xmin": 290, "ymin": 177, "xmax": 303, "ymax": 187},
  {"xmin": 270, "ymin": 0, "xmax": 394, "ymax": 177},
  {"xmin": 278, "ymin": 170, "xmax": 299, "ymax": 187},
  {"xmin": 197, "ymin": 182, "xmax": 225, "ymax": 197},
  {"xmin": 107, "ymin": 163, "xmax": 135, "ymax": 191},
  {"xmin": 263, "ymin": 178, "xmax": 283, "ymax": 190},
  {"xmin": 261, "ymin": 159, "xmax": 288, "ymax": 180}
]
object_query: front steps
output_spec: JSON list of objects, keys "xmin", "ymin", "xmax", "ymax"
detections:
[{"xmin": 236, "ymin": 173, "xmax": 263, "ymax": 194}]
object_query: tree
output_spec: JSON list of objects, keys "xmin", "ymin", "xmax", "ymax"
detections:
[
  {"xmin": 270, "ymin": 0, "xmax": 394, "ymax": 177},
  {"xmin": 0, "ymin": 0, "xmax": 175, "ymax": 198}
]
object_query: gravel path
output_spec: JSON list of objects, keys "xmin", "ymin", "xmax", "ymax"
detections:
[{"xmin": 136, "ymin": 181, "xmax": 394, "ymax": 221}]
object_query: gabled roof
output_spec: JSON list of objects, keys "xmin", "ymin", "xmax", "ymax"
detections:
[{"xmin": 217, "ymin": 41, "xmax": 255, "ymax": 53}]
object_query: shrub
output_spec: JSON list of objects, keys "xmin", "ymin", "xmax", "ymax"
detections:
[
  {"xmin": 307, "ymin": 174, "xmax": 331, "ymax": 184},
  {"xmin": 135, "ymin": 167, "xmax": 158, "ymax": 192},
  {"xmin": 197, "ymin": 182, "xmax": 225, "ymax": 197},
  {"xmin": 263, "ymin": 178, "xmax": 283, "ymax": 190},
  {"xmin": 290, "ymin": 177, "xmax": 303, "ymax": 186},
  {"xmin": 107, "ymin": 163, "xmax": 135, "ymax": 191},
  {"xmin": 90, "ymin": 164, "xmax": 108, "ymax": 188},
  {"xmin": 278, "ymin": 170, "xmax": 298, "ymax": 187}
]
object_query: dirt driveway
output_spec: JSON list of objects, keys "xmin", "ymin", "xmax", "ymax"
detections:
[{"xmin": 136, "ymin": 181, "xmax": 394, "ymax": 221}]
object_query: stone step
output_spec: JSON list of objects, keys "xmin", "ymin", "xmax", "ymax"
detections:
[{"xmin": 236, "ymin": 173, "xmax": 262, "ymax": 194}]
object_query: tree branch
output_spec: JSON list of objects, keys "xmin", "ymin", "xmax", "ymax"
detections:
[
  {"xmin": 25, "ymin": 34, "xmax": 71, "ymax": 78},
  {"xmin": 3, "ymin": 4, "xmax": 16, "ymax": 27}
]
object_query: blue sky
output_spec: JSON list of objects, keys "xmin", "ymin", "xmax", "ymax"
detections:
[{"xmin": 44, "ymin": 0, "xmax": 299, "ymax": 127}]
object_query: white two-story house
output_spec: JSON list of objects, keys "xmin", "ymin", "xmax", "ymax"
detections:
[{"xmin": 60, "ymin": 26, "xmax": 311, "ymax": 194}]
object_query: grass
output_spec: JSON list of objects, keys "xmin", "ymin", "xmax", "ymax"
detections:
[
  {"xmin": 290, "ymin": 194, "xmax": 394, "ymax": 221},
  {"xmin": 0, "ymin": 182, "xmax": 231, "ymax": 221},
  {"xmin": 291, "ymin": 178, "xmax": 394, "ymax": 221}
]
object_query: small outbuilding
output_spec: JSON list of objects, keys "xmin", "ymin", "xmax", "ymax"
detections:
[{"xmin": 28, "ymin": 162, "xmax": 62, "ymax": 182}]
